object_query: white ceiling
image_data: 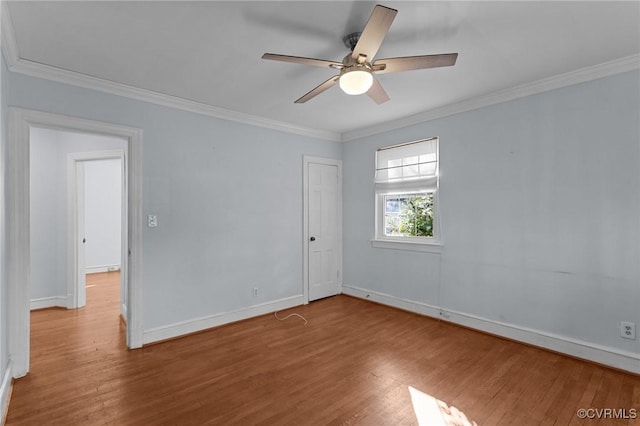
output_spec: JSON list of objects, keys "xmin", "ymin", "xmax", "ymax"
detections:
[{"xmin": 5, "ymin": 1, "xmax": 640, "ymax": 138}]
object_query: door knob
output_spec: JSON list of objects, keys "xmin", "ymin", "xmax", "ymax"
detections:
[{"xmin": 310, "ymin": 236, "xmax": 316, "ymax": 241}]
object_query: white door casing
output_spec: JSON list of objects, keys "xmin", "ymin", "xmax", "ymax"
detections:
[
  {"xmin": 303, "ymin": 156, "xmax": 342, "ymax": 302},
  {"xmin": 75, "ymin": 161, "xmax": 87, "ymax": 308},
  {"xmin": 67, "ymin": 151, "xmax": 125, "ymax": 310},
  {"xmin": 8, "ymin": 108, "xmax": 144, "ymax": 378}
]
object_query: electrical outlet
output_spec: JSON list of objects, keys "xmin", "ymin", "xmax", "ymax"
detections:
[
  {"xmin": 253, "ymin": 287, "xmax": 259, "ymax": 297},
  {"xmin": 621, "ymin": 322, "xmax": 636, "ymax": 340}
]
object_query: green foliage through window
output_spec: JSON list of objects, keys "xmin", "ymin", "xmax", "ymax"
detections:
[{"xmin": 384, "ymin": 193, "xmax": 434, "ymax": 237}]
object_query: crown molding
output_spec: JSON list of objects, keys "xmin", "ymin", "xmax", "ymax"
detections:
[
  {"xmin": 2, "ymin": 0, "xmax": 638, "ymax": 144},
  {"xmin": 342, "ymin": 54, "xmax": 640, "ymax": 142},
  {"xmin": 8, "ymin": 58, "xmax": 342, "ymax": 141},
  {"xmin": 1, "ymin": 0, "xmax": 19, "ymax": 67},
  {"xmin": 0, "ymin": 2, "xmax": 340, "ymax": 142}
]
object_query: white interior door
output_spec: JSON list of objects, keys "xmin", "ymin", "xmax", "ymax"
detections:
[
  {"xmin": 307, "ymin": 162, "xmax": 340, "ymax": 301},
  {"xmin": 76, "ymin": 161, "xmax": 87, "ymax": 308}
]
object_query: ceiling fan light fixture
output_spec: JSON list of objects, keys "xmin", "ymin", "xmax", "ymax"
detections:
[
  {"xmin": 339, "ymin": 69, "xmax": 373, "ymax": 95},
  {"xmin": 262, "ymin": 4, "xmax": 456, "ymax": 104}
]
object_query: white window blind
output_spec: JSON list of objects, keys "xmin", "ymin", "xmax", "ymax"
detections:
[{"xmin": 375, "ymin": 138, "xmax": 438, "ymax": 190}]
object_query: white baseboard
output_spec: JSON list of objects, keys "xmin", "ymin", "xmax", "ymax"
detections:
[
  {"xmin": 86, "ymin": 265, "xmax": 121, "ymax": 274},
  {"xmin": 30, "ymin": 296, "xmax": 67, "ymax": 310},
  {"xmin": 342, "ymin": 285, "xmax": 640, "ymax": 374},
  {"xmin": 142, "ymin": 295, "xmax": 305, "ymax": 345},
  {"xmin": 343, "ymin": 285, "xmax": 442, "ymax": 318},
  {"xmin": 0, "ymin": 362, "xmax": 13, "ymax": 425}
]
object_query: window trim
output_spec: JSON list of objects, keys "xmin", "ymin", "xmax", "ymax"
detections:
[
  {"xmin": 373, "ymin": 188, "xmax": 442, "ymax": 252},
  {"xmin": 370, "ymin": 238, "xmax": 443, "ymax": 253}
]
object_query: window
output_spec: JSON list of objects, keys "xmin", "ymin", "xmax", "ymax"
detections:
[
  {"xmin": 373, "ymin": 138, "xmax": 441, "ymax": 251},
  {"xmin": 384, "ymin": 193, "xmax": 434, "ymax": 237}
]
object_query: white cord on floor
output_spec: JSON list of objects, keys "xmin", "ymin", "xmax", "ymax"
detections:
[{"xmin": 274, "ymin": 311, "xmax": 308, "ymax": 325}]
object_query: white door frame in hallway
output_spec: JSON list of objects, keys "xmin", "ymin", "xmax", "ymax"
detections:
[
  {"xmin": 67, "ymin": 151, "xmax": 125, "ymax": 311},
  {"xmin": 7, "ymin": 108, "xmax": 144, "ymax": 378},
  {"xmin": 302, "ymin": 156, "xmax": 342, "ymax": 304}
]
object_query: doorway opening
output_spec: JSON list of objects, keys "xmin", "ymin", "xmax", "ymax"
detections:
[
  {"xmin": 30, "ymin": 127, "xmax": 126, "ymax": 316},
  {"xmin": 77, "ymin": 156, "xmax": 125, "ymax": 319},
  {"xmin": 67, "ymin": 150, "xmax": 125, "ymax": 315},
  {"xmin": 7, "ymin": 108, "xmax": 143, "ymax": 378}
]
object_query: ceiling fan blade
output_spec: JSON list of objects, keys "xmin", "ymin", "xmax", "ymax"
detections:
[
  {"xmin": 367, "ymin": 76, "xmax": 390, "ymax": 104},
  {"xmin": 372, "ymin": 53, "xmax": 458, "ymax": 74},
  {"xmin": 294, "ymin": 75, "xmax": 340, "ymax": 103},
  {"xmin": 262, "ymin": 53, "xmax": 343, "ymax": 69},
  {"xmin": 351, "ymin": 5, "xmax": 398, "ymax": 62}
]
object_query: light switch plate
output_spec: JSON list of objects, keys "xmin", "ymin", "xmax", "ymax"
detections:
[{"xmin": 147, "ymin": 214, "xmax": 158, "ymax": 228}]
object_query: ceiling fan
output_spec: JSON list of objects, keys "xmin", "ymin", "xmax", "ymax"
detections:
[{"xmin": 262, "ymin": 4, "xmax": 458, "ymax": 104}]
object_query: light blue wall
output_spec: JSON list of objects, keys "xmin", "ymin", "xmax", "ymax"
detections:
[
  {"xmin": 7, "ymin": 70, "xmax": 341, "ymax": 329},
  {"xmin": 343, "ymin": 70, "xmax": 640, "ymax": 355},
  {"xmin": 29, "ymin": 129, "xmax": 58, "ymax": 301}
]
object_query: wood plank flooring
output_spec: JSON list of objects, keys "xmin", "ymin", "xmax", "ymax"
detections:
[{"xmin": 6, "ymin": 272, "xmax": 640, "ymax": 425}]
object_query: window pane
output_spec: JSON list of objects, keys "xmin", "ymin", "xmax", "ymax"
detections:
[{"xmin": 384, "ymin": 193, "xmax": 434, "ymax": 237}]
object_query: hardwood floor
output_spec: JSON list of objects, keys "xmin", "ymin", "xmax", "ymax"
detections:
[{"xmin": 6, "ymin": 273, "xmax": 640, "ymax": 425}]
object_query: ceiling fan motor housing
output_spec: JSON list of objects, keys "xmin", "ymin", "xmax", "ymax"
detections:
[
  {"xmin": 342, "ymin": 52, "xmax": 367, "ymax": 67},
  {"xmin": 340, "ymin": 53, "xmax": 372, "ymax": 75}
]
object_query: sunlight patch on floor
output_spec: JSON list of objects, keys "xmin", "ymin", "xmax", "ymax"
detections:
[{"xmin": 409, "ymin": 386, "xmax": 477, "ymax": 426}]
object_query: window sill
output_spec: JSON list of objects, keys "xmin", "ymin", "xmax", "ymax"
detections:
[{"xmin": 370, "ymin": 239, "xmax": 443, "ymax": 253}]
